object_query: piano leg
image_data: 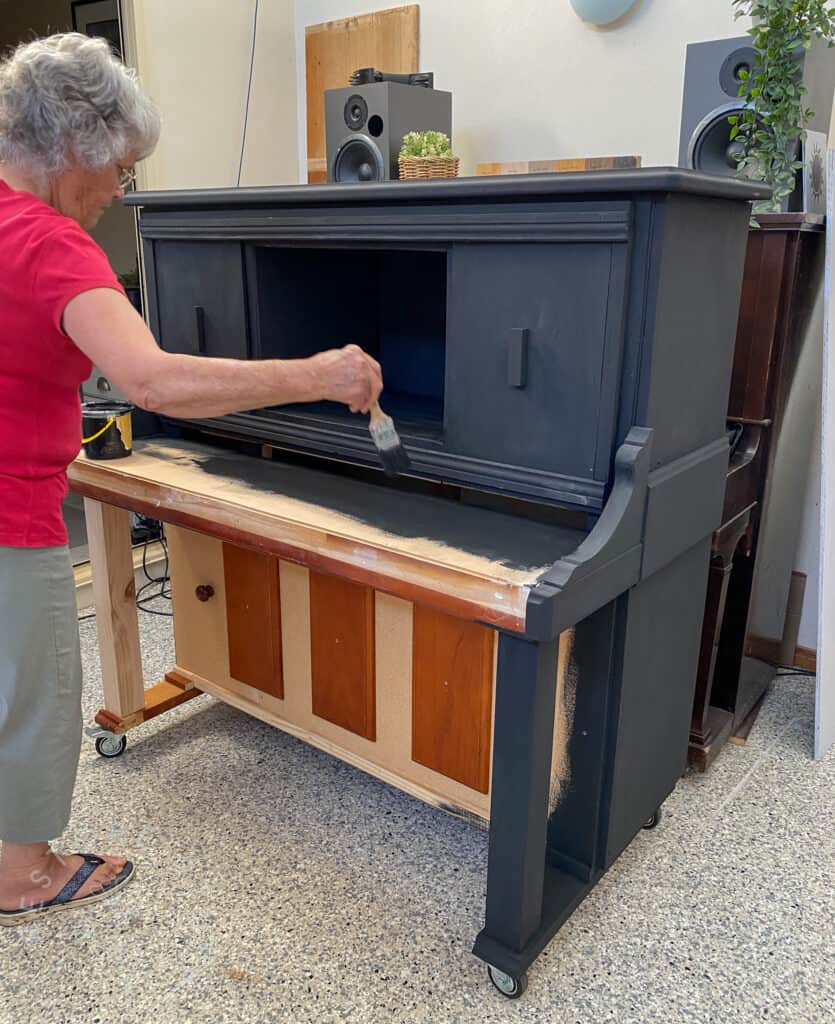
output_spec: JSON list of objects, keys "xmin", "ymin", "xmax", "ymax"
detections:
[
  {"xmin": 473, "ymin": 606, "xmax": 621, "ymax": 985},
  {"xmin": 474, "ymin": 541, "xmax": 712, "ymax": 991},
  {"xmin": 473, "ymin": 633, "xmax": 566, "ymax": 985}
]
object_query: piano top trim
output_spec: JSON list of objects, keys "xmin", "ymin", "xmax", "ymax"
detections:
[
  {"xmin": 69, "ymin": 441, "xmax": 588, "ymax": 633},
  {"xmin": 125, "ymin": 167, "xmax": 770, "ymax": 211}
]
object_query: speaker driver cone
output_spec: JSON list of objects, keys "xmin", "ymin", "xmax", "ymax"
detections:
[
  {"xmin": 333, "ymin": 137, "xmax": 385, "ymax": 183},
  {"xmin": 344, "ymin": 94, "xmax": 368, "ymax": 131},
  {"xmin": 687, "ymin": 100, "xmax": 765, "ymax": 177}
]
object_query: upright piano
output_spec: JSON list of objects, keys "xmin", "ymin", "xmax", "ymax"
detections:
[{"xmin": 71, "ymin": 169, "xmax": 766, "ymax": 997}]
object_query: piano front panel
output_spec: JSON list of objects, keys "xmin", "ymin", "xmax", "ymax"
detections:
[{"xmin": 166, "ymin": 524, "xmax": 499, "ymax": 819}]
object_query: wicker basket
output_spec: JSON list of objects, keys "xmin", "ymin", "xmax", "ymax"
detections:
[{"xmin": 398, "ymin": 155, "xmax": 460, "ymax": 180}]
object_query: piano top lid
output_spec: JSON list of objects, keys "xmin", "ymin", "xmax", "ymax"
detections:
[{"xmin": 124, "ymin": 166, "xmax": 771, "ymax": 211}]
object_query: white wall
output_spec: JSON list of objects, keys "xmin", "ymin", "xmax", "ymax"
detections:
[
  {"xmin": 130, "ymin": 0, "xmax": 298, "ymax": 189},
  {"xmin": 293, "ymin": 0, "xmax": 750, "ymax": 180}
]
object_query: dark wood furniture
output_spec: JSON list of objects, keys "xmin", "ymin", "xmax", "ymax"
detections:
[
  {"xmin": 689, "ymin": 213, "xmax": 825, "ymax": 769},
  {"xmin": 81, "ymin": 169, "xmax": 764, "ymax": 997}
]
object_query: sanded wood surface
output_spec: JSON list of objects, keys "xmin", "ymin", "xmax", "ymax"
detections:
[
  {"xmin": 412, "ymin": 605, "xmax": 494, "ymax": 793},
  {"xmin": 223, "ymin": 543, "xmax": 283, "ymax": 699},
  {"xmin": 69, "ymin": 442, "xmax": 578, "ymax": 632},
  {"xmin": 83, "ymin": 498, "xmax": 145, "ymax": 718},
  {"xmin": 310, "ymin": 571, "xmax": 376, "ymax": 740},
  {"xmin": 305, "ymin": 5, "xmax": 419, "ymax": 184}
]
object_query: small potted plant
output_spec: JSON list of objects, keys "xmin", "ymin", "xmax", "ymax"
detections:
[
  {"xmin": 730, "ymin": 0, "xmax": 835, "ymax": 214},
  {"xmin": 398, "ymin": 130, "xmax": 460, "ymax": 179}
]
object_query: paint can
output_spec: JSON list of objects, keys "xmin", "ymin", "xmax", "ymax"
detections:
[{"xmin": 81, "ymin": 400, "xmax": 133, "ymax": 460}]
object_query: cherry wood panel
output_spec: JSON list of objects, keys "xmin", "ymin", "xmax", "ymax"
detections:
[
  {"xmin": 412, "ymin": 604, "xmax": 495, "ymax": 794},
  {"xmin": 309, "ymin": 571, "xmax": 376, "ymax": 740},
  {"xmin": 223, "ymin": 543, "xmax": 283, "ymax": 699}
]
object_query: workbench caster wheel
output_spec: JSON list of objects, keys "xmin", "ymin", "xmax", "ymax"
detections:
[
  {"xmin": 643, "ymin": 807, "xmax": 662, "ymax": 830},
  {"xmin": 95, "ymin": 733, "xmax": 127, "ymax": 759},
  {"xmin": 487, "ymin": 965, "xmax": 528, "ymax": 999}
]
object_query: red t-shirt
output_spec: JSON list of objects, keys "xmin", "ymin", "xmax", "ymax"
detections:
[{"xmin": 0, "ymin": 179, "xmax": 125, "ymax": 547}]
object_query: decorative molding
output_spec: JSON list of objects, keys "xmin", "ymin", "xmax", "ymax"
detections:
[{"xmin": 138, "ymin": 204, "xmax": 633, "ymax": 245}]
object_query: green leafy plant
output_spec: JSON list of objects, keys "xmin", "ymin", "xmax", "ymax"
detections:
[
  {"xmin": 399, "ymin": 130, "xmax": 454, "ymax": 158},
  {"xmin": 730, "ymin": 0, "xmax": 835, "ymax": 212}
]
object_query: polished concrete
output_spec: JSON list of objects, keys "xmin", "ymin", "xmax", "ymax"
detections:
[{"xmin": 1, "ymin": 606, "xmax": 831, "ymax": 1024}]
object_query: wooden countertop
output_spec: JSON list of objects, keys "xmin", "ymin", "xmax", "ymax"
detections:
[{"xmin": 69, "ymin": 440, "xmax": 587, "ymax": 632}]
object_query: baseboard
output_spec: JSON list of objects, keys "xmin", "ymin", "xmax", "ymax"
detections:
[
  {"xmin": 746, "ymin": 634, "xmax": 817, "ymax": 673},
  {"xmin": 74, "ymin": 541, "xmax": 168, "ymax": 614}
]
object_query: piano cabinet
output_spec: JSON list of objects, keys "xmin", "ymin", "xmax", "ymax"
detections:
[{"xmin": 75, "ymin": 169, "xmax": 766, "ymax": 997}]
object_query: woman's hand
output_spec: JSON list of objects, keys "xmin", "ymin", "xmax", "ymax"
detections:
[{"xmin": 311, "ymin": 344, "xmax": 383, "ymax": 414}]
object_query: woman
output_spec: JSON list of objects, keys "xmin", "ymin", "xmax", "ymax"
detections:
[{"xmin": 0, "ymin": 33, "xmax": 382, "ymax": 924}]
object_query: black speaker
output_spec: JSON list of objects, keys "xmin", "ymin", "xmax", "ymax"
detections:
[
  {"xmin": 679, "ymin": 35, "xmax": 835, "ymax": 207},
  {"xmin": 325, "ymin": 80, "xmax": 452, "ymax": 183}
]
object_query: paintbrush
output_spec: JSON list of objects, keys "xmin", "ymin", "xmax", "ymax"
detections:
[{"xmin": 368, "ymin": 401, "xmax": 411, "ymax": 477}]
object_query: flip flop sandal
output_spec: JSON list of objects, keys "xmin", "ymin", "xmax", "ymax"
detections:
[{"xmin": 0, "ymin": 853, "xmax": 135, "ymax": 927}]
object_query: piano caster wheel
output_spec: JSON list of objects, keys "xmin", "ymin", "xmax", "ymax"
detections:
[
  {"xmin": 643, "ymin": 807, "xmax": 662, "ymax": 830},
  {"xmin": 487, "ymin": 965, "xmax": 528, "ymax": 999},
  {"xmin": 95, "ymin": 733, "xmax": 127, "ymax": 759}
]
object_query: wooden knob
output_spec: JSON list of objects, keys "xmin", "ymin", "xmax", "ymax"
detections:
[{"xmin": 195, "ymin": 584, "xmax": 215, "ymax": 602}]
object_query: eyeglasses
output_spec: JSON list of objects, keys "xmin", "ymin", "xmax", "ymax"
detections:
[{"xmin": 117, "ymin": 166, "xmax": 136, "ymax": 190}]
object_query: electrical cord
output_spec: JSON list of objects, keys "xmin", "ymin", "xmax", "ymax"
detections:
[
  {"xmin": 135, "ymin": 531, "xmax": 172, "ymax": 617},
  {"xmin": 235, "ymin": 0, "xmax": 260, "ymax": 188}
]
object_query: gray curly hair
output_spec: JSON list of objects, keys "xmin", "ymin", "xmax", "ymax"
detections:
[{"xmin": 0, "ymin": 33, "xmax": 159, "ymax": 179}]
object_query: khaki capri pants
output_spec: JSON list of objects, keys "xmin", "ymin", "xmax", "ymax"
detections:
[{"xmin": 0, "ymin": 545, "xmax": 82, "ymax": 843}]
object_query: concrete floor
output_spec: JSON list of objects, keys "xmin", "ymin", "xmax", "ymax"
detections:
[{"xmin": 0, "ymin": 605, "xmax": 832, "ymax": 1024}]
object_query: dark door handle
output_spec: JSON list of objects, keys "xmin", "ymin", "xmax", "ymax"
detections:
[
  {"xmin": 195, "ymin": 584, "xmax": 215, "ymax": 602},
  {"xmin": 194, "ymin": 305, "xmax": 206, "ymax": 354},
  {"xmin": 508, "ymin": 328, "xmax": 529, "ymax": 388}
]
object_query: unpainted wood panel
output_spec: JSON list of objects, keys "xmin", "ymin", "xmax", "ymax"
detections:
[
  {"xmin": 310, "ymin": 571, "xmax": 376, "ymax": 740},
  {"xmin": 412, "ymin": 604, "xmax": 495, "ymax": 793},
  {"xmin": 223, "ymin": 543, "xmax": 283, "ymax": 699},
  {"xmin": 305, "ymin": 5, "xmax": 419, "ymax": 183},
  {"xmin": 84, "ymin": 498, "xmax": 145, "ymax": 718}
]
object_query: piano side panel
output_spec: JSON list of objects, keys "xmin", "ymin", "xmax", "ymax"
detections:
[
  {"xmin": 603, "ymin": 538, "xmax": 713, "ymax": 867},
  {"xmin": 636, "ymin": 194, "xmax": 752, "ymax": 470}
]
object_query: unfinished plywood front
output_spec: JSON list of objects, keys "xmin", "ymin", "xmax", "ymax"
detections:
[{"xmin": 167, "ymin": 525, "xmax": 500, "ymax": 819}]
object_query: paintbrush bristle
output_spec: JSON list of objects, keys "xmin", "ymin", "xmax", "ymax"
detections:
[
  {"xmin": 378, "ymin": 442, "xmax": 412, "ymax": 477},
  {"xmin": 369, "ymin": 409, "xmax": 412, "ymax": 477}
]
